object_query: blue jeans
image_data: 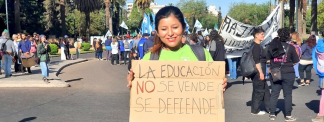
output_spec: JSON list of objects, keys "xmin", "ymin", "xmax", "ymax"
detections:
[
  {"xmin": 293, "ymin": 63, "xmax": 299, "ymax": 77},
  {"xmin": 40, "ymin": 62, "xmax": 49, "ymax": 78},
  {"xmin": 97, "ymin": 52, "xmax": 103, "ymax": 59},
  {"xmin": 3, "ymin": 54, "xmax": 12, "ymax": 76},
  {"xmin": 227, "ymin": 58, "xmax": 237, "ymax": 79}
]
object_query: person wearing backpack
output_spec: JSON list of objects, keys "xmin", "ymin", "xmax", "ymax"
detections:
[
  {"xmin": 143, "ymin": 31, "xmax": 155, "ymax": 54},
  {"xmin": 244, "ymin": 28, "xmax": 271, "ymax": 116},
  {"xmin": 289, "ymin": 32, "xmax": 302, "ymax": 79},
  {"xmin": 208, "ymin": 30, "xmax": 225, "ymax": 61},
  {"xmin": 311, "ymin": 30, "xmax": 324, "ymax": 122},
  {"xmin": 0, "ymin": 30, "xmax": 16, "ymax": 78},
  {"xmin": 197, "ymin": 31, "xmax": 205, "ymax": 47},
  {"xmin": 267, "ymin": 28, "xmax": 300, "ymax": 121},
  {"xmin": 126, "ymin": 6, "xmax": 227, "ymax": 92},
  {"xmin": 298, "ymin": 35, "xmax": 316, "ymax": 86}
]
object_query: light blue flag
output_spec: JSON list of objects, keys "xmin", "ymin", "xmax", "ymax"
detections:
[
  {"xmin": 184, "ymin": 18, "xmax": 190, "ymax": 32},
  {"xmin": 151, "ymin": 12, "xmax": 155, "ymax": 30},
  {"xmin": 142, "ymin": 13, "xmax": 151, "ymax": 34}
]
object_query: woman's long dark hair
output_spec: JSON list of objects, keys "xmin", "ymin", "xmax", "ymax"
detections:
[
  {"xmin": 210, "ymin": 30, "xmax": 224, "ymax": 44},
  {"xmin": 151, "ymin": 6, "xmax": 186, "ymax": 55}
]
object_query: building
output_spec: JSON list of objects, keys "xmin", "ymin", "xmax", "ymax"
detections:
[
  {"xmin": 126, "ymin": 2, "xmax": 166, "ymax": 17},
  {"xmin": 207, "ymin": 5, "xmax": 220, "ymax": 17}
]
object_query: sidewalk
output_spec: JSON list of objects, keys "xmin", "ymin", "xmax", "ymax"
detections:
[{"xmin": 0, "ymin": 59, "xmax": 88, "ymax": 88}]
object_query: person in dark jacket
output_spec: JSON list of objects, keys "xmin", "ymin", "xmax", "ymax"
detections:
[
  {"xmin": 93, "ymin": 38, "xmax": 97, "ymax": 58},
  {"xmin": 18, "ymin": 33, "xmax": 32, "ymax": 73},
  {"xmin": 105, "ymin": 36, "xmax": 112, "ymax": 60},
  {"xmin": 96, "ymin": 39, "xmax": 103, "ymax": 60},
  {"xmin": 208, "ymin": 30, "xmax": 225, "ymax": 61},
  {"xmin": 143, "ymin": 31, "xmax": 156, "ymax": 54}
]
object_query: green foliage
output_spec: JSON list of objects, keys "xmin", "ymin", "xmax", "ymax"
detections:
[
  {"xmin": 200, "ymin": 13, "xmax": 218, "ymax": 30},
  {"xmin": 81, "ymin": 43, "xmax": 91, "ymax": 51},
  {"xmin": 177, "ymin": 0, "xmax": 208, "ymax": 31},
  {"xmin": 318, "ymin": 2, "xmax": 324, "ymax": 31},
  {"xmin": 228, "ymin": 2, "xmax": 271, "ymax": 25},
  {"xmin": 306, "ymin": 7, "xmax": 311, "ymax": 33},
  {"xmin": 49, "ymin": 44, "xmax": 58, "ymax": 55},
  {"xmin": 126, "ymin": 4, "xmax": 143, "ymax": 32}
]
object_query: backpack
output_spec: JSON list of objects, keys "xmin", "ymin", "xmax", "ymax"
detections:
[
  {"xmin": 150, "ymin": 45, "xmax": 206, "ymax": 61},
  {"xmin": 124, "ymin": 40, "xmax": 130, "ymax": 49},
  {"xmin": 240, "ymin": 45, "xmax": 261, "ymax": 81}
]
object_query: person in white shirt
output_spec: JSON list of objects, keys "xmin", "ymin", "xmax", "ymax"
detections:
[
  {"xmin": 111, "ymin": 38, "xmax": 119, "ymax": 65},
  {"xmin": 12, "ymin": 34, "xmax": 22, "ymax": 73}
]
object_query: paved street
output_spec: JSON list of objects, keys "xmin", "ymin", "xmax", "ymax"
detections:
[{"xmin": 0, "ymin": 52, "xmax": 321, "ymax": 122}]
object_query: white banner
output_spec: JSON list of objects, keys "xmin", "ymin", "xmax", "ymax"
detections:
[
  {"xmin": 120, "ymin": 21, "xmax": 128, "ymax": 30},
  {"xmin": 220, "ymin": 5, "xmax": 281, "ymax": 58}
]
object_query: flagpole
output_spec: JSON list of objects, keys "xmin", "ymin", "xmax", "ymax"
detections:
[{"xmin": 218, "ymin": 15, "xmax": 227, "ymax": 34}]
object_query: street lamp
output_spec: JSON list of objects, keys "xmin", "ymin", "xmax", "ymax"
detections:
[
  {"xmin": 67, "ymin": 0, "xmax": 79, "ymax": 59},
  {"xmin": 5, "ymin": 0, "xmax": 9, "ymax": 33}
]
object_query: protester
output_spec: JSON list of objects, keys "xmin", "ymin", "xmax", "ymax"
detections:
[
  {"xmin": 268, "ymin": 28, "xmax": 299, "ymax": 121},
  {"xmin": 197, "ymin": 31, "xmax": 205, "ymax": 47},
  {"xmin": 37, "ymin": 34, "xmax": 51, "ymax": 83},
  {"xmin": 105, "ymin": 36, "xmax": 112, "ymax": 60},
  {"xmin": 132, "ymin": 34, "xmax": 142, "ymax": 59},
  {"xmin": 290, "ymin": 32, "xmax": 302, "ymax": 79},
  {"xmin": 137, "ymin": 33, "xmax": 149, "ymax": 59},
  {"xmin": 59, "ymin": 37, "xmax": 66, "ymax": 60},
  {"xmin": 209, "ymin": 30, "xmax": 225, "ymax": 61},
  {"xmin": 111, "ymin": 38, "xmax": 119, "ymax": 65},
  {"xmin": 12, "ymin": 34, "xmax": 22, "ymax": 73},
  {"xmin": 64, "ymin": 35, "xmax": 71, "ymax": 60},
  {"xmin": 123, "ymin": 35, "xmax": 131, "ymax": 65},
  {"xmin": 117, "ymin": 36, "xmax": 125, "ymax": 61},
  {"xmin": 143, "ymin": 31, "xmax": 156, "ymax": 53},
  {"xmin": 17, "ymin": 33, "xmax": 22, "ymax": 41},
  {"xmin": 126, "ymin": 6, "xmax": 227, "ymax": 92},
  {"xmin": 311, "ymin": 30, "xmax": 324, "ymax": 122},
  {"xmin": 189, "ymin": 34, "xmax": 198, "ymax": 45},
  {"xmin": 29, "ymin": 36, "xmax": 38, "ymax": 64},
  {"xmin": 96, "ymin": 39, "xmax": 103, "ymax": 60},
  {"xmin": 18, "ymin": 33, "xmax": 32, "ymax": 73},
  {"xmin": 248, "ymin": 28, "xmax": 270, "ymax": 116},
  {"xmin": 93, "ymin": 38, "xmax": 97, "ymax": 58},
  {"xmin": 204, "ymin": 35, "xmax": 210, "ymax": 49},
  {"xmin": 298, "ymin": 35, "xmax": 316, "ymax": 86},
  {"xmin": 0, "ymin": 30, "xmax": 16, "ymax": 78}
]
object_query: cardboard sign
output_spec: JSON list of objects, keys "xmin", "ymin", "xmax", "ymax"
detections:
[{"xmin": 129, "ymin": 60, "xmax": 225, "ymax": 122}]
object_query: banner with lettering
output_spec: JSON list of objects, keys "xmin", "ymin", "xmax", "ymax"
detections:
[
  {"xmin": 129, "ymin": 60, "xmax": 225, "ymax": 122},
  {"xmin": 219, "ymin": 5, "xmax": 281, "ymax": 58}
]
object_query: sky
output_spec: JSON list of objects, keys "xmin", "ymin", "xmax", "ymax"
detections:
[{"xmin": 126, "ymin": 0, "xmax": 274, "ymax": 17}]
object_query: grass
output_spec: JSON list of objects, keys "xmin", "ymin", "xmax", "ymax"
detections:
[{"xmin": 49, "ymin": 49, "xmax": 102, "ymax": 57}]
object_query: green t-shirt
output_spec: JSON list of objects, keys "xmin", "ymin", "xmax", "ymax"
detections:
[{"xmin": 142, "ymin": 44, "xmax": 213, "ymax": 61}]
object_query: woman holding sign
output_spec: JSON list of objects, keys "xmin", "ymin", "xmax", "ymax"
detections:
[{"xmin": 126, "ymin": 6, "xmax": 227, "ymax": 91}]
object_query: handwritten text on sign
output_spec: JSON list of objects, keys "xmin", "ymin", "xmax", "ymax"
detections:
[{"xmin": 129, "ymin": 61, "xmax": 225, "ymax": 122}]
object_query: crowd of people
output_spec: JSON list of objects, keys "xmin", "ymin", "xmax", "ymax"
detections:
[
  {"xmin": 123, "ymin": 6, "xmax": 324, "ymax": 122},
  {"xmin": 0, "ymin": 31, "xmax": 52, "ymax": 83}
]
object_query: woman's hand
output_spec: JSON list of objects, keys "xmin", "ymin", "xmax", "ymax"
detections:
[
  {"xmin": 127, "ymin": 69, "xmax": 134, "ymax": 88},
  {"xmin": 223, "ymin": 78, "xmax": 227, "ymax": 92}
]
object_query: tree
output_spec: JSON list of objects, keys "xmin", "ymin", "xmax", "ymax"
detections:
[
  {"xmin": 125, "ymin": 4, "xmax": 143, "ymax": 32},
  {"xmin": 14, "ymin": 0, "xmax": 21, "ymax": 33},
  {"xmin": 318, "ymin": 1, "xmax": 324, "ymax": 31},
  {"xmin": 311, "ymin": 0, "xmax": 317, "ymax": 34},
  {"xmin": 134, "ymin": 0, "xmax": 154, "ymax": 15},
  {"xmin": 75, "ymin": 0, "xmax": 101, "ymax": 42},
  {"xmin": 168, "ymin": 3, "xmax": 174, "ymax": 6},
  {"xmin": 59, "ymin": 0, "xmax": 66, "ymax": 36},
  {"xmin": 200, "ymin": 13, "xmax": 218, "ymax": 29},
  {"xmin": 177, "ymin": 0, "xmax": 207, "ymax": 31},
  {"xmin": 228, "ymin": 2, "xmax": 270, "ymax": 26},
  {"xmin": 274, "ymin": 0, "xmax": 288, "ymax": 27},
  {"xmin": 289, "ymin": 0, "xmax": 295, "ymax": 30},
  {"xmin": 105, "ymin": 0, "xmax": 112, "ymax": 35}
]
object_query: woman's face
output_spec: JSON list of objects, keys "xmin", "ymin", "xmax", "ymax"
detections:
[
  {"xmin": 206, "ymin": 36, "xmax": 210, "ymax": 41},
  {"xmin": 17, "ymin": 34, "xmax": 21, "ymax": 39},
  {"xmin": 157, "ymin": 14, "xmax": 183, "ymax": 50},
  {"xmin": 41, "ymin": 37, "xmax": 46, "ymax": 42},
  {"xmin": 255, "ymin": 32, "xmax": 265, "ymax": 41}
]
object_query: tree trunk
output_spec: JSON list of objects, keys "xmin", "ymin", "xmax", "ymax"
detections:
[
  {"xmin": 85, "ymin": 11, "xmax": 90, "ymax": 42},
  {"xmin": 297, "ymin": 0, "xmax": 303, "ymax": 34},
  {"xmin": 280, "ymin": 0, "xmax": 284, "ymax": 28},
  {"xmin": 60, "ymin": 0, "xmax": 66, "ymax": 37},
  {"xmin": 302, "ymin": 0, "xmax": 307, "ymax": 34},
  {"xmin": 14, "ymin": 0, "xmax": 21, "ymax": 33},
  {"xmin": 105, "ymin": 0, "xmax": 110, "ymax": 31},
  {"xmin": 289, "ymin": 0, "xmax": 295, "ymax": 30},
  {"xmin": 311, "ymin": 0, "xmax": 317, "ymax": 34}
]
